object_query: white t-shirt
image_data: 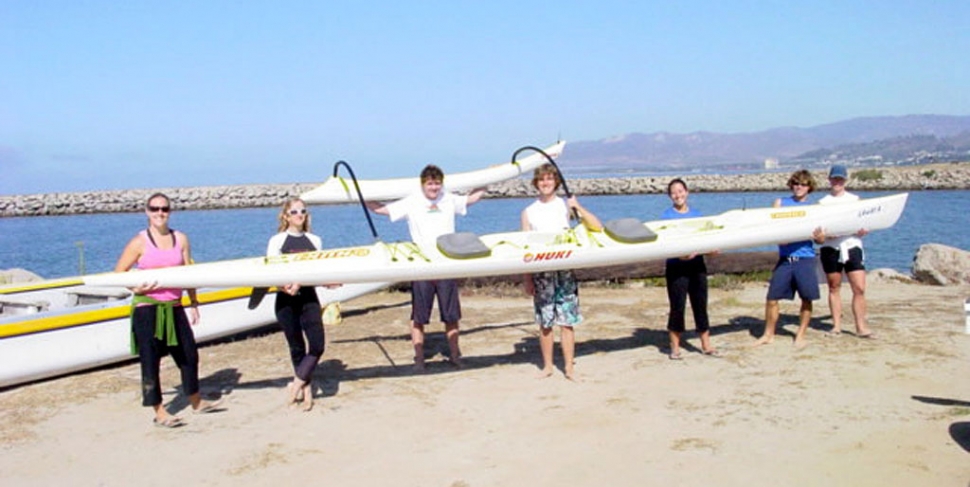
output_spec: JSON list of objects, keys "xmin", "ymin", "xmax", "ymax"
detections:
[
  {"xmin": 818, "ymin": 191, "xmax": 863, "ymax": 254},
  {"xmin": 524, "ymin": 197, "xmax": 569, "ymax": 232},
  {"xmin": 385, "ymin": 191, "xmax": 469, "ymax": 248}
]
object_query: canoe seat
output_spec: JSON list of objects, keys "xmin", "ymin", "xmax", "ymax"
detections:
[
  {"xmin": 67, "ymin": 287, "xmax": 131, "ymax": 306},
  {"xmin": 604, "ymin": 218, "xmax": 658, "ymax": 244},
  {"xmin": 0, "ymin": 296, "xmax": 50, "ymax": 316},
  {"xmin": 437, "ymin": 232, "xmax": 492, "ymax": 260}
]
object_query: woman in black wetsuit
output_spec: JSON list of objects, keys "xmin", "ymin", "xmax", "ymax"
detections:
[{"xmin": 266, "ymin": 198, "xmax": 335, "ymax": 411}]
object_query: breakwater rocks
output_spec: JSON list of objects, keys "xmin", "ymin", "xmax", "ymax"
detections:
[{"xmin": 2, "ymin": 162, "xmax": 968, "ymax": 217}]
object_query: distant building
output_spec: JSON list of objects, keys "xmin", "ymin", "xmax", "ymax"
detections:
[{"xmin": 764, "ymin": 157, "xmax": 779, "ymax": 169}]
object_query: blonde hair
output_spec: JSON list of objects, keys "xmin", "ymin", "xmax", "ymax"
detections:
[{"xmin": 277, "ymin": 198, "xmax": 311, "ymax": 233}]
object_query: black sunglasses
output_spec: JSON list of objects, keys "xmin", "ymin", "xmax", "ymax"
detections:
[
  {"xmin": 288, "ymin": 208, "xmax": 307, "ymax": 215},
  {"xmin": 148, "ymin": 205, "xmax": 171, "ymax": 213}
]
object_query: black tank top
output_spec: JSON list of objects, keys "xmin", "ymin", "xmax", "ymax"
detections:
[
  {"xmin": 280, "ymin": 234, "xmax": 316, "ymax": 254},
  {"xmin": 276, "ymin": 234, "xmax": 320, "ymax": 304}
]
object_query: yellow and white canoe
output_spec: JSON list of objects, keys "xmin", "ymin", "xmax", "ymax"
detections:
[{"xmin": 0, "ymin": 279, "xmax": 387, "ymax": 388}]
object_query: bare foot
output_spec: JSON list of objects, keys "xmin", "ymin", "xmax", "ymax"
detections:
[
  {"xmin": 448, "ymin": 355, "xmax": 463, "ymax": 369},
  {"xmin": 300, "ymin": 384, "xmax": 313, "ymax": 412},
  {"xmin": 564, "ymin": 367, "xmax": 576, "ymax": 381},
  {"xmin": 535, "ymin": 366, "xmax": 554, "ymax": 379},
  {"xmin": 793, "ymin": 337, "xmax": 808, "ymax": 349},
  {"xmin": 286, "ymin": 380, "xmax": 304, "ymax": 404},
  {"xmin": 412, "ymin": 357, "xmax": 426, "ymax": 373},
  {"xmin": 753, "ymin": 335, "xmax": 774, "ymax": 347}
]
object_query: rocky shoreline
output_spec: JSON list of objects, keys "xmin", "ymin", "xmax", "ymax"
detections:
[{"xmin": 2, "ymin": 162, "xmax": 968, "ymax": 217}]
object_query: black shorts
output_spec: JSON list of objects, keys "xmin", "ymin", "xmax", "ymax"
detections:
[
  {"xmin": 820, "ymin": 246, "xmax": 865, "ymax": 274},
  {"xmin": 410, "ymin": 280, "xmax": 461, "ymax": 325}
]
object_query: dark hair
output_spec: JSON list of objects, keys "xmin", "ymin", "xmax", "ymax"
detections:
[
  {"xmin": 667, "ymin": 178, "xmax": 688, "ymax": 195},
  {"xmin": 786, "ymin": 169, "xmax": 817, "ymax": 192},
  {"xmin": 531, "ymin": 163, "xmax": 562, "ymax": 190},
  {"xmin": 420, "ymin": 165, "xmax": 444, "ymax": 184},
  {"xmin": 145, "ymin": 192, "xmax": 171, "ymax": 208}
]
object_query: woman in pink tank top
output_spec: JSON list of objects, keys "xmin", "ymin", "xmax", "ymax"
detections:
[{"xmin": 113, "ymin": 192, "xmax": 221, "ymax": 428}]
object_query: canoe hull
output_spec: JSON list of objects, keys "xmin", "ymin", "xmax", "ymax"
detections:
[
  {"xmin": 0, "ymin": 282, "xmax": 388, "ymax": 388},
  {"xmin": 83, "ymin": 194, "xmax": 909, "ymax": 289}
]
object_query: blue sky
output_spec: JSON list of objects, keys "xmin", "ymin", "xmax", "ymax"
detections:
[{"xmin": 2, "ymin": 1, "xmax": 968, "ymax": 195}]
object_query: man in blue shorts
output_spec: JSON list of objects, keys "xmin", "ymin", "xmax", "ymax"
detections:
[{"xmin": 755, "ymin": 169, "xmax": 822, "ymax": 349}]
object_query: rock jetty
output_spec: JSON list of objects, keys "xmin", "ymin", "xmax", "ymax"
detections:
[{"xmin": 2, "ymin": 162, "xmax": 968, "ymax": 217}]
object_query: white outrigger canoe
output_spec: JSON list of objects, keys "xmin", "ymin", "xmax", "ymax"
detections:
[
  {"xmin": 84, "ymin": 193, "xmax": 909, "ymax": 289},
  {"xmin": 300, "ymin": 141, "xmax": 566, "ymax": 204},
  {"xmin": 3, "ymin": 141, "xmax": 575, "ymax": 388},
  {"xmin": 0, "ymin": 279, "xmax": 388, "ymax": 388}
]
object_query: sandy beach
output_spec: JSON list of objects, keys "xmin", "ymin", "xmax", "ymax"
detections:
[{"xmin": 1, "ymin": 277, "xmax": 968, "ymax": 486}]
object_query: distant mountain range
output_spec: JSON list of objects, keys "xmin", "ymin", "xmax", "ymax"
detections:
[{"xmin": 558, "ymin": 114, "xmax": 970, "ymax": 172}]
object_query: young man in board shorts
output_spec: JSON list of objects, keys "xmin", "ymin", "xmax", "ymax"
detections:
[
  {"xmin": 367, "ymin": 165, "xmax": 486, "ymax": 371},
  {"xmin": 754, "ymin": 169, "xmax": 822, "ymax": 349},
  {"xmin": 521, "ymin": 163, "xmax": 602, "ymax": 379}
]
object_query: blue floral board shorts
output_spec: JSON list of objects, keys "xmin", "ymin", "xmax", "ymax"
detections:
[{"xmin": 532, "ymin": 270, "xmax": 582, "ymax": 328}]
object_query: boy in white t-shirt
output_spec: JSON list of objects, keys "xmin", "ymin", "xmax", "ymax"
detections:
[{"xmin": 367, "ymin": 165, "xmax": 486, "ymax": 370}]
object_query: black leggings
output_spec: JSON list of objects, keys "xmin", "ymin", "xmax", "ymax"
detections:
[
  {"xmin": 275, "ymin": 291, "xmax": 325, "ymax": 383},
  {"xmin": 132, "ymin": 305, "xmax": 200, "ymax": 407},
  {"xmin": 664, "ymin": 257, "xmax": 710, "ymax": 334}
]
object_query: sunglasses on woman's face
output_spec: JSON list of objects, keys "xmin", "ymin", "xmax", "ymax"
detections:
[
  {"xmin": 288, "ymin": 208, "xmax": 307, "ymax": 215},
  {"xmin": 148, "ymin": 205, "xmax": 171, "ymax": 213}
]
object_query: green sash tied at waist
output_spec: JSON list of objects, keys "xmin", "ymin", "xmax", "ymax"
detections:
[{"xmin": 130, "ymin": 295, "xmax": 181, "ymax": 355}]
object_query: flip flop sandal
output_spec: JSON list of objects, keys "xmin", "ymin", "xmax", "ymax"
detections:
[
  {"xmin": 192, "ymin": 400, "xmax": 223, "ymax": 414},
  {"xmin": 153, "ymin": 416, "xmax": 184, "ymax": 428}
]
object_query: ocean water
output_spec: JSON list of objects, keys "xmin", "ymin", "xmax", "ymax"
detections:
[{"xmin": 1, "ymin": 190, "xmax": 967, "ymax": 279}]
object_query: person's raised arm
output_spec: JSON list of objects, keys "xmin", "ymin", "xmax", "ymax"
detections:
[
  {"xmin": 465, "ymin": 187, "xmax": 487, "ymax": 206},
  {"xmin": 567, "ymin": 196, "xmax": 603, "ymax": 232},
  {"xmin": 366, "ymin": 200, "xmax": 390, "ymax": 215}
]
